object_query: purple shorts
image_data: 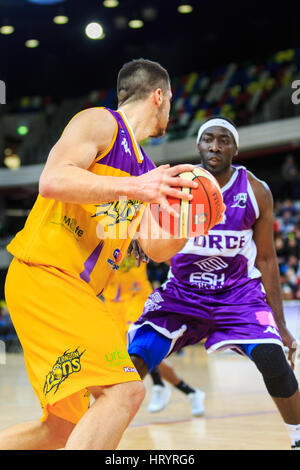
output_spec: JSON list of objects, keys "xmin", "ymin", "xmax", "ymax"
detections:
[{"xmin": 127, "ymin": 278, "xmax": 283, "ymax": 356}]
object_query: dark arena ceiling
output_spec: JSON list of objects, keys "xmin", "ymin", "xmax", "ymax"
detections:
[{"xmin": 0, "ymin": 0, "xmax": 299, "ymax": 99}]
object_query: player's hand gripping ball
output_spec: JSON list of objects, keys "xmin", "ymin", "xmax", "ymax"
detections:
[{"xmin": 150, "ymin": 167, "xmax": 225, "ymax": 238}]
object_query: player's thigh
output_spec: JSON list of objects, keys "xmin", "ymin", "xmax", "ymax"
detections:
[{"xmin": 5, "ymin": 258, "xmax": 142, "ymax": 423}]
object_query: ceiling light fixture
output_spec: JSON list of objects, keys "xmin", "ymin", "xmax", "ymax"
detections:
[
  {"xmin": 85, "ymin": 22, "xmax": 104, "ymax": 39},
  {"xmin": 25, "ymin": 39, "xmax": 39, "ymax": 48},
  {"xmin": 0, "ymin": 25, "xmax": 14, "ymax": 35},
  {"xmin": 103, "ymin": 0, "xmax": 119, "ymax": 8},
  {"xmin": 178, "ymin": 3, "xmax": 193, "ymax": 14},
  {"xmin": 128, "ymin": 19, "xmax": 144, "ymax": 29},
  {"xmin": 53, "ymin": 15, "xmax": 69, "ymax": 24}
]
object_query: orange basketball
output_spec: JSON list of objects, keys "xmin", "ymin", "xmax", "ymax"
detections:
[{"xmin": 150, "ymin": 166, "xmax": 225, "ymax": 238}]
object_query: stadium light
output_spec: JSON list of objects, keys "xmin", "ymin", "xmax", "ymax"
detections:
[
  {"xmin": 178, "ymin": 3, "xmax": 193, "ymax": 14},
  {"xmin": 128, "ymin": 19, "xmax": 144, "ymax": 29},
  {"xmin": 17, "ymin": 125, "xmax": 29, "ymax": 136},
  {"xmin": 85, "ymin": 22, "xmax": 104, "ymax": 39},
  {"xmin": 25, "ymin": 39, "xmax": 39, "ymax": 48},
  {"xmin": 0, "ymin": 25, "xmax": 14, "ymax": 35},
  {"xmin": 103, "ymin": 0, "xmax": 119, "ymax": 7},
  {"xmin": 4, "ymin": 154, "xmax": 21, "ymax": 170},
  {"xmin": 53, "ymin": 15, "xmax": 69, "ymax": 24}
]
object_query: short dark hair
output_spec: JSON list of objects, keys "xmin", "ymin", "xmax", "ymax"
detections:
[{"xmin": 117, "ymin": 58, "xmax": 170, "ymax": 106}]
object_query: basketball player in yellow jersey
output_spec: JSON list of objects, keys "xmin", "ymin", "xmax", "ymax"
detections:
[
  {"xmin": 1, "ymin": 59, "xmax": 198, "ymax": 450},
  {"xmin": 104, "ymin": 252, "xmax": 153, "ymax": 342},
  {"xmin": 104, "ymin": 246, "xmax": 205, "ymax": 417}
]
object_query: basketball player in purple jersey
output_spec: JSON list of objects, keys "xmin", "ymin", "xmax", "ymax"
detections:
[{"xmin": 128, "ymin": 116, "xmax": 300, "ymax": 449}]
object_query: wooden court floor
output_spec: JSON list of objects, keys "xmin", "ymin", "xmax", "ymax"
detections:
[{"xmin": 0, "ymin": 344, "xmax": 298, "ymax": 450}]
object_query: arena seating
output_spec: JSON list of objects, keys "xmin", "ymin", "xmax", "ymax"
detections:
[{"xmin": 3, "ymin": 46, "xmax": 300, "ymax": 166}]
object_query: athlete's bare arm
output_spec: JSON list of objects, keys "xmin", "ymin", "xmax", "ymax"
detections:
[
  {"xmin": 39, "ymin": 107, "xmax": 196, "ymax": 214},
  {"xmin": 249, "ymin": 172, "xmax": 296, "ymax": 367},
  {"xmin": 137, "ymin": 205, "xmax": 188, "ymax": 262}
]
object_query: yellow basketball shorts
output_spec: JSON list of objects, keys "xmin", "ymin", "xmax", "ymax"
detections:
[{"xmin": 4, "ymin": 258, "xmax": 141, "ymax": 424}]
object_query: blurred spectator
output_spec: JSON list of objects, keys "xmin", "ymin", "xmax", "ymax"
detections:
[
  {"xmin": 281, "ymin": 154, "xmax": 300, "ymax": 199},
  {"xmin": 147, "ymin": 261, "xmax": 170, "ymax": 290},
  {"xmin": 274, "ymin": 198, "xmax": 300, "ymax": 300},
  {"xmin": 294, "ymin": 222, "xmax": 300, "ymax": 246},
  {"xmin": 0, "ymin": 300, "xmax": 21, "ymax": 351},
  {"xmin": 279, "ymin": 199, "xmax": 297, "ymax": 219},
  {"xmin": 280, "ymin": 210, "xmax": 297, "ymax": 236},
  {"xmin": 285, "ymin": 235, "xmax": 300, "ymax": 259}
]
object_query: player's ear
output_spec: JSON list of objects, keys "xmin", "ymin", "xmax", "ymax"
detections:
[
  {"xmin": 153, "ymin": 88, "xmax": 163, "ymax": 106},
  {"xmin": 234, "ymin": 145, "xmax": 238, "ymax": 157}
]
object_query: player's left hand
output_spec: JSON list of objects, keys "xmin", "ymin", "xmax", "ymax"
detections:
[
  {"xmin": 279, "ymin": 324, "xmax": 298, "ymax": 370},
  {"xmin": 127, "ymin": 240, "xmax": 149, "ymax": 267}
]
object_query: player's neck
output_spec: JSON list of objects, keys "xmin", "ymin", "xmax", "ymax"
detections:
[
  {"xmin": 118, "ymin": 102, "xmax": 154, "ymax": 143},
  {"xmin": 215, "ymin": 166, "xmax": 235, "ymax": 188}
]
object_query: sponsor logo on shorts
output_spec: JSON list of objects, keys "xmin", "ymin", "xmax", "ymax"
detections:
[
  {"xmin": 123, "ymin": 367, "xmax": 137, "ymax": 373},
  {"xmin": 143, "ymin": 291, "xmax": 164, "ymax": 313},
  {"xmin": 263, "ymin": 326, "xmax": 280, "ymax": 337},
  {"xmin": 105, "ymin": 349, "xmax": 131, "ymax": 367},
  {"xmin": 43, "ymin": 348, "xmax": 85, "ymax": 396}
]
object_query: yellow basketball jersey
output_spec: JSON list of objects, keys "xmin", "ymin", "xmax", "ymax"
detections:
[
  {"xmin": 104, "ymin": 255, "xmax": 152, "ymax": 302},
  {"xmin": 7, "ymin": 109, "xmax": 155, "ymax": 295}
]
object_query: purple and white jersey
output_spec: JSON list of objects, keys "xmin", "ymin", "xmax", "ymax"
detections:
[
  {"xmin": 128, "ymin": 165, "xmax": 282, "ymax": 355},
  {"xmin": 168, "ymin": 166, "xmax": 262, "ymax": 293}
]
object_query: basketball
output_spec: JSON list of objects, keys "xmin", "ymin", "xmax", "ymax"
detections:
[{"xmin": 150, "ymin": 166, "xmax": 225, "ymax": 238}]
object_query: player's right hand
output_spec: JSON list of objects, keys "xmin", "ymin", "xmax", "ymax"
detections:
[{"xmin": 133, "ymin": 164, "xmax": 198, "ymax": 218}]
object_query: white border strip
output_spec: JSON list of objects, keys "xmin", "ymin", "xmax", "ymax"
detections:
[
  {"xmin": 247, "ymin": 180, "xmax": 260, "ymax": 219},
  {"xmin": 206, "ymin": 338, "xmax": 284, "ymax": 355}
]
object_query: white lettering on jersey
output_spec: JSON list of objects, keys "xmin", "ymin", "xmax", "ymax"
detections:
[
  {"xmin": 189, "ymin": 272, "xmax": 225, "ymax": 289},
  {"xmin": 121, "ymin": 137, "xmax": 132, "ymax": 156},
  {"xmin": 231, "ymin": 192, "xmax": 247, "ymax": 208},
  {"xmin": 193, "ymin": 233, "xmax": 247, "ymax": 252}
]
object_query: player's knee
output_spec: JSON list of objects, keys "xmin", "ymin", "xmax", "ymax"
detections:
[
  {"xmin": 45, "ymin": 412, "xmax": 75, "ymax": 448},
  {"xmin": 251, "ymin": 344, "xmax": 289, "ymax": 377},
  {"xmin": 119, "ymin": 381, "xmax": 146, "ymax": 417},
  {"xmin": 251, "ymin": 344, "xmax": 298, "ymax": 398}
]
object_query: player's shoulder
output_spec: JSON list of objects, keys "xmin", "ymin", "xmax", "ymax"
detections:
[
  {"xmin": 69, "ymin": 106, "xmax": 117, "ymax": 128},
  {"xmin": 62, "ymin": 107, "xmax": 117, "ymax": 143},
  {"xmin": 246, "ymin": 170, "xmax": 273, "ymax": 210}
]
